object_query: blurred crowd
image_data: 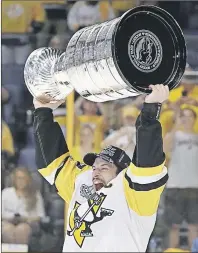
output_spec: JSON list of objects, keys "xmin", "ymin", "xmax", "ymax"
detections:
[{"xmin": 1, "ymin": 0, "xmax": 198, "ymax": 252}]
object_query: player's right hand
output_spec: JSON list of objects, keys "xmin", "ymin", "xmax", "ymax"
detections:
[
  {"xmin": 33, "ymin": 94, "xmax": 65, "ymax": 110},
  {"xmin": 145, "ymin": 84, "xmax": 169, "ymax": 104}
]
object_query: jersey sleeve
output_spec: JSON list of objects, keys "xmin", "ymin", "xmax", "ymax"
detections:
[
  {"xmin": 123, "ymin": 103, "xmax": 168, "ymax": 216},
  {"xmin": 33, "ymin": 108, "xmax": 90, "ymax": 203}
]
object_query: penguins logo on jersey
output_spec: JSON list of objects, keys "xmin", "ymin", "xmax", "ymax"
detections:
[{"xmin": 67, "ymin": 184, "xmax": 114, "ymax": 248}]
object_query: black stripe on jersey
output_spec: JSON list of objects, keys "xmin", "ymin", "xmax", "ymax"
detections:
[
  {"xmin": 54, "ymin": 155, "xmax": 70, "ymax": 183},
  {"xmin": 125, "ymin": 172, "xmax": 168, "ymax": 191},
  {"xmin": 76, "ymin": 161, "xmax": 87, "ymax": 170}
]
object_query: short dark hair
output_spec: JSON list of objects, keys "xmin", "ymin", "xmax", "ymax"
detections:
[{"xmin": 116, "ymin": 165, "xmax": 123, "ymax": 175}]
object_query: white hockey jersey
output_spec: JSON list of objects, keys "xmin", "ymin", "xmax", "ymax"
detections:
[{"xmin": 39, "ymin": 152, "xmax": 168, "ymax": 252}]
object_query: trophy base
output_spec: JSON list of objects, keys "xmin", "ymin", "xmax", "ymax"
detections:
[{"xmin": 113, "ymin": 5, "xmax": 186, "ymax": 93}]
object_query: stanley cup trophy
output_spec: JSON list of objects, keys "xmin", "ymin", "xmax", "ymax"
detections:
[{"xmin": 24, "ymin": 5, "xmax": 186, "ymax": 103}]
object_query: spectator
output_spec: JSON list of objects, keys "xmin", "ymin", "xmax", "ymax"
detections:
[
  {"xmin": 160, "ymin": 68, "xmax": 198, "ymax": 137},
  {"xmin": 192, "ymin": 238, "xmax": 198, "ymax": 252},
  {"xmin": 71, "ymin": 123, "xmax": 100, "ymax": 162},
  {"xmin": 163, "ymin": 108, "xmax": 198, "ymax": 249},
  {"xmin": 67, "ymin": 0, "xmax": 115, "ymax": 33},
  {"xmin": 2, "ymin": 167, "xmax": 45, "ymax": 244},
  {"xmin": 111, "ymin": 0, "xmax": 137, "ymax": 16},
  {"xmin": 121, "ymin": 105, "xmax": 140, "ymax": 126},
  {"xmin": 75, "ymin": 98, "xmax": 106, "ymax": 150},
  {"xmin": 2, "ymin": 87, "xmax": 11, "ymax": 120},
  {"xmin": 2, "ymin": 120, "xmax": 15, "ymax": 189},
  {"xmin": 2, "ymin": 1, "xmax": 45, "ymax": 65},
  {"xmin": 160, "ymin": 109, "xmax": 175, "ymax": 138},
  {"xmin": 101, "ymin": 105, "xmax": 139, "ymax": 157},
  {"xmin": 168, "ymin": 75, "xmax": 198, "ymax": 110},
  {"xmin": 75, "ymin": 115, "xmax": 105, "ymax": 152},
  {"xmin": 2, "ymin": 87, "xmax": 10, "ymax": 104},
  {"xmin": 2, "ymin": 120, "xmax": 15, "ymax": 157},
  {"xmin": 75, "ymin": 97, "xmax": 103, "ymax": 116},
  {"xmin": 38, "ymin": 0, "xmax": 68, "ymax": 47}
]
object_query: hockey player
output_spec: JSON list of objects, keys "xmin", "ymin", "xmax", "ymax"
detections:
[{"xmin": 33, "ymin": 84, "xmax": 169, "ymax": 252}]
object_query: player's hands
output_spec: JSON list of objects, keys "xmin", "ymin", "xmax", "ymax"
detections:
[
  {"xmin": 145, "ymin": 84, "xmax": 169, "ymax": 104},
  {"xmin": 33, "ymin": 94, "xmax": 65, "ymax": 110}
]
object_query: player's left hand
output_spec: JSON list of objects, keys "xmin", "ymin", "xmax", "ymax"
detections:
[{"xmin": 145, "ymin": 84, "xmax": 169, "ymax": 104}]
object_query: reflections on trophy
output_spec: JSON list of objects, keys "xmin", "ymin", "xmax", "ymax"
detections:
[
  {"xmin": 24, "ymin": 47, "xmax": 74, "ymax": 103},
  {"xmin": 24, "ymin": 5, "xmax": 186, "ymax": 103}
]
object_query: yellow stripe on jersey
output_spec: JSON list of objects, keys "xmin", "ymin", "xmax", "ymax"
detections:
[
  {"xmin": 123, "ymin": 162, "xmax": 168, "ymax": 216},
  {"xmin": 38, "ymin": 152, "xmax": 70, "ymax": 177},
  {"xmin": 38, "ymin": 153, "xmax": 91, "ymax": 203},
  {"xmin": 129, "ymin": 160, "xmax": 165, "ymax": 176}
]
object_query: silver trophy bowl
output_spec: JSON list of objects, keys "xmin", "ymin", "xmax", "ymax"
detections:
[
  {"xmin": 24, "ymin": 6, "xmax": 186, "ymax": 102},
  {"xmin": 24, "ymin": 47, "xmax": 74, "ymax": 102}
]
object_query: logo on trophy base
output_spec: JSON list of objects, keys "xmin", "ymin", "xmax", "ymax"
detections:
[{"xmin": 128, "ymin": 30, "xmax": 163, "ymax": 73}]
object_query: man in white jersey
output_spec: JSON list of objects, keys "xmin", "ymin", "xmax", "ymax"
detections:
[{"xmin": 33, "ymin": 84, "xmax": 169, "ymax": 252}]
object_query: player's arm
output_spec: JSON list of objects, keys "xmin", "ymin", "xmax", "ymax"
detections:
[
  {"xmin": 123, "ymin": 84, "xmax": 169, "ymax": 216},
  {"xmin": 33, "ymin": 97, "xmax": 89, "ymax": 203}
]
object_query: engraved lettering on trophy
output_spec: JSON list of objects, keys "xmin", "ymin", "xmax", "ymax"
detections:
[{"xmin": 96, "ymin": 25, "xmax": 110, "ymax": 62}]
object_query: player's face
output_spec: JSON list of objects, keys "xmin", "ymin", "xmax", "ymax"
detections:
[{"xmin": 92, "ymin": 157, "xmax": 117, "ymax": 191}]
